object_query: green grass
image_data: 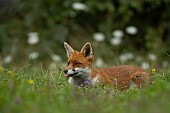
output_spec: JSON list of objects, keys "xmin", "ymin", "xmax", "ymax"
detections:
[{"xmin": 0, "ymin": 65, "xmax": 170, "ymax": 113}]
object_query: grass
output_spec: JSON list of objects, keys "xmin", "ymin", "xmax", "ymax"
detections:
[{"xmin": 0, "ymin": 65, "xmax": 170, "ymax": 113}]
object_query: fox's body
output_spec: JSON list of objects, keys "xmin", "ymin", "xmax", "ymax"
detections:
[
  {"xmin": 64, "ymin": 42, "xmax": 152, "ymax": 90},
  {"xmin": 90, "ymin": 66, "xmax": 151, "ymax": 89}
]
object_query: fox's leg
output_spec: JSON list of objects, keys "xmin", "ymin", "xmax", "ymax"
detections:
[{"xmin": 130, "ymin": 72, "xmax": 152, "ymax": 89}]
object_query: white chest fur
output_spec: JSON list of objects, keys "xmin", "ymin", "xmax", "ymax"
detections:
[{"xmin": 67, "ymin": 68, "xmax": 99, "ymax": 86}]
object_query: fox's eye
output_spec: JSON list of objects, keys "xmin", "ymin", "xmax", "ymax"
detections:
[
  {"xmin": 67, "ymin": 62, "xmax": 70, "ymax": 65},
  {"xmin": 75, "ymin": 62, "xmax": 82, "ymax": 66}
]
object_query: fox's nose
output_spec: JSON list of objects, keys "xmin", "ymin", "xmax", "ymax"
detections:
[{"xmin": 64, "ymin": 69, "xmax": 68, "ymax": 74}]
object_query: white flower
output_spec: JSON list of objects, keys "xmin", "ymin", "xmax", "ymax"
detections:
[
  {"xmin": 110, "ymin": 38, "xmax": 121, "ymax": 46},
  {"xmin": 3, "ymin": 55, "xmax": 12, "ymax": 64},
  {"xmin": 93, "ymin": 33, "xmax": 105, "ymax": 42},
  {"xmin": 119, "ymin": 55, "xmax": 127, "ymax": 62},
  {"xmin": 27, "ymin": 32, "xmax": 39, "ymax": 45},
  {"xmin": 126, "ymin": 53, "xmax": 134, "ymax": 59},
  {"xmin": 141, "ymin": 62, "xmax": 150, "ymax": 70},
  {"xmin": 112, "ymin": 29, "xmax": 124, "ymax": 38},
  {"xmin": 125, "ymin": 26, "xmax": 138, "ymax": 35},
  {"xmin": 95, "ymin": 57, "xmax": 104, "ymax": 67},
  {"xmin": 119, "ymin": 53, "xmax": 134, "ymax": 62},
  {"xmin": 29, "ymin": 52, "xmax": 39, "ymax": 60},
  {"xmin": 72, "ymin": 2, "xmax": 88, "ymax": 11},
  {"xmin": 148, "ymin": 53, "xmax": 157, "ymax": 61},
  {"xmin": 51, "ymin": 54, "xmax": 62, "ymax": 62}
]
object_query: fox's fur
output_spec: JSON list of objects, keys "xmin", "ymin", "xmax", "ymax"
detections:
[{"xmin": 64, "ymin": 42, "xmax": 152, "ymax": 90}]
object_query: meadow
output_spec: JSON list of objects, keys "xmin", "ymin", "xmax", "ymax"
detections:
[{"xmin": 0, "ymin": 65, "xmax": 170, "ymax": 113}]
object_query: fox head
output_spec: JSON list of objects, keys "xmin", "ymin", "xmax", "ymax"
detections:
[{"xmin": 63, "ymin": 42, "xmax": 94, "ymax": 77}]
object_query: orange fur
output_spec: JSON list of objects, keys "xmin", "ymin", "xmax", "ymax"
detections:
[
  {"xmin": 91, "ymin": 66, "xmax": 152, "ymax": 90},
  {"xmin": 64, "ymin": 42, "xmax": 152, "ymax": 90}
]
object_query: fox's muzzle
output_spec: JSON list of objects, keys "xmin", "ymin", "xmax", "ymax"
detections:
[{"xmin": 63, "ymin": 68, "xmax": 78, "ymax": 77}]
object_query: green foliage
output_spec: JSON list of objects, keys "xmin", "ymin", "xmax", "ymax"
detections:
[
  {"xmin": 0, "ymin": 66, "xmax": 170, "ymax": 113},
  {"xmin": 0, "ymin": 0, "xmax": 170, "ymax": 65}
]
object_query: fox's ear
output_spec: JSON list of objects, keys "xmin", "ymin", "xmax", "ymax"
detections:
[
  {"xmin": 64, "ymin": 42, "xmax": 74, "ymax": 58},
  {"xmin": 80, "ymin": 42, "xmax": 93, "ymax": 57}
]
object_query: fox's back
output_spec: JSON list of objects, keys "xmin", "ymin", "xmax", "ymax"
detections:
[{"xmin": 91, "ymin": 65, "xmax": 152, "ymax": 89}]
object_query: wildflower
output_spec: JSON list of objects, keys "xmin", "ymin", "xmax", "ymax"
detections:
[
  {"xmin": 72, "ymin": 2, "xmax": 88, "ymax": 11},
  {"xmin": 4, "ymin": 55, "xmax": 12, "ymax": 64},
  {"xmin": 0, "ymin": 66, "xmax": 4, "ymax": 72},
  {"xmin": 51, "ymin": 54, "xmax": 62, "ymax": 62},
  {"xmin": 27, "ymin": 79, "xmax": 34, "ymax": 85},
  {"xmin": 28, "ymin": 52, "xmax": 39, "ymax": 60},
  {"xmin": 7, "ymin": 71, "xmax": 13, "ymax": 76},
  {"xmin": 151, "ymin": 68, "xmax": 156, "ymax": 73},
  {"xmin": 156, "ymin": 65, "xmax": 161, "ymax": 69},
  {"xmin": 151, "ymin": 68, "xmax": 157, "ymax": 76},
  {"xmin": 148, "ymin": 53, "xmax": 157, "ymax": 61},
  {"xmin": 93, "ymin": 32, "xmax": 105, "ymax": 42},
  {"xmin": 119, "ymin": 53, "xmax": 134, "ymax": 62},
  {"xmin": 125, "ymin": 26, "xmax": 138, "ymax": 35},
  {"xmin": 110, "ymin": 38, "xmax": 121, "ymax": 46},
  {"xmin": 112, "ymin": 29, "xmax": 124, "ymax": 38},
  {"xmin": 27, "ymin": 32, "xmax": 39, "ymax": 45},
  {"xmin": 95, "ymin": 57, "xmax": 104, "ymax": 67},
  {"xmin": 141, "ymin": 62, "xmax": 150, "ymax": 70}
]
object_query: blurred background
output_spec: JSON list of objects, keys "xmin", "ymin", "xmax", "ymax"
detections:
[{"xmin": 0, "ymin": 0, "xmax": 169, "ymax": 69}]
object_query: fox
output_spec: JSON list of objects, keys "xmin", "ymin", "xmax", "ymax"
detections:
[{"xmin": 63, "ymin": 42, "xmax": 152, "ymax": 90}]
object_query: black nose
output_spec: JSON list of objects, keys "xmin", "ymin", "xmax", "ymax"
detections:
[{"xmin": 64, "ymin": 69, "xmax": 68, "ymax": 74}]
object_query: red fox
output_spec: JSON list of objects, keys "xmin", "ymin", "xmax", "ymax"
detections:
[{"xmin": 64, "ymin": 42, "xmax": 152, "ymax": 90}]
